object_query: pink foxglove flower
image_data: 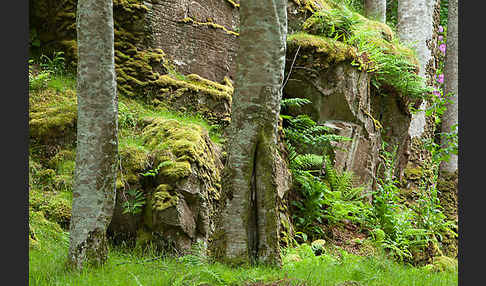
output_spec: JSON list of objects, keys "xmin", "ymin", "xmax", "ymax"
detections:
[
  {"xmin": 439, "ymin": 43, "xmax": 446, "ymax": 54},
  {"xmin": 437, "ymin": 74, "xmax": 444, "ymax": 84},
  {"xmin": 438, "ymin": 35, "xmax": 443, "ymax": 42},
  {"xmin": 438, "ymin": 25, "xmax": 444, "ymax": 33}
]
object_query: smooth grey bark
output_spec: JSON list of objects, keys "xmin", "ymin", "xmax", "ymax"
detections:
[
  {"xmin": 398, "ymin": 0, "xmax": 438, "ymax": 140},
  {"xmin": 365, "ymin": 0, "xmax": 386, "ymax": 23},
  {"xmin": 68, "ymin": 0, "xmax": 118, "ymax": 270},
  {"xmin": 216, "ymin": 0, "xmax": 287, "ymax": 266},
  {"xmin": 397, "ymin": 0, "xmax": 440, "ymax": 184},
  {"xmin": 440, "ymin": 0, "xmax": 458, "ymax": 173}
]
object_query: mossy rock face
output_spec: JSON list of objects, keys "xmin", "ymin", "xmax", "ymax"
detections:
[
  {"xmin": 29, "ymin": 208, "xmax": 68, "ymax": 250},
  {"xmin": 288, "ymin": 0, "xmax": 334, "ymax": 33},
  {"xmin": 287, "ymin": 33, "xmax": 358, "ymax": 69},
  {"xmin": 152, "ymin": 184, "xmax": 179, "ymax": 211},
  {"xmin": 109, "ymin": 117, "xmax": 224, "ymax": 254},
  {"xmin": 436, "ymin": 170, "xmax": 458, "ymax": 258},
  {"xmin": 30, "ymin": 0, "xmax": 234, "ymax": 126},
  {"xmin": 404, "ymin": 165, "xmax": 424, "ymax": 181},
  {"xmin": 29, "ymin": 188, "xmax": 72, "ymax": 230},
  {"xmin": 29, "ymin": 89, "xmax": 77, "ymax": 148}
]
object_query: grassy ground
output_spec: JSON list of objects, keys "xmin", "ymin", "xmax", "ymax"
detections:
[{"xmin": 29, "ymin": 228, "xmax": 457, "ymax": 286}]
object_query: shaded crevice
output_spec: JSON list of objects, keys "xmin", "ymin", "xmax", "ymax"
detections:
[{"xmin": 248, "ymin": 140, "xmax": 259, "ymax": 263}]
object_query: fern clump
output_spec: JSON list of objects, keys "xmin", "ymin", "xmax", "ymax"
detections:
[
  {"xmin": 282, "ymin": 98, "xmax": 371, "ymax": 240},
  {"xmin": 292, "ymin": 4, "xmax": 433, "ymax": 101}
]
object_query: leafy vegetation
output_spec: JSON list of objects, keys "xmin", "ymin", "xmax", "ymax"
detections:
[
  {"xmin": 300, "ymin": 5, "xmax": 433, "ymax": 100},
  {"xmin": 281, "ymin": 97, "xmax": 456, "ymax": 265},
  {"xmin": 281, "ymin": 98, "xmax": 372, "ymax": 240}
]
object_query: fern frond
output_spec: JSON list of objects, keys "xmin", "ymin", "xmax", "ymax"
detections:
[
  {"xmin": 293, "ymin": 154, "xmax": 324, "ymax": 171},
  {"xmin": 281, "ymin": 98, "xmax": 311, "ymax": 108}
]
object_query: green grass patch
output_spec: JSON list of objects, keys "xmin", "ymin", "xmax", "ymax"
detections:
[{"xmin": 29, "ymin": 232, "xmax": 457, "ymax": 286}]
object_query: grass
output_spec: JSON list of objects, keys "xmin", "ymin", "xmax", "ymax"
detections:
[{"xmin": 29, "ymin": 231, "xmax": 457, "ymax": 286}]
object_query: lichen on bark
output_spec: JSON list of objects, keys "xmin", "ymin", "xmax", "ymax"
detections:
[{"xmin": 67, "ymin": 0, "xmax": 118, "ymax": 270}]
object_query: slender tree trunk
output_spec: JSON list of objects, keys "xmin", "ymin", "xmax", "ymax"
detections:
[
  {"xmin": 397, "ymin": 0, "xmax": 440, "ymax": 181},
  {"xmin": 437, "ymin": 0, "xmax": 458, "ymax": 258},
  {"xmin": 67, "ymin": 0, "xmax": 118, "ymax": 270},
  {"xmin": 365, "ymin": 0, "xmax": 387, "ymax": 23},
  {"xmin": 440, "ymin": 0, "xmax": 458, "ymax": 174},
  {"xmin": 213, "ymin": 0, "xmax": 287, "ymax": 266}
]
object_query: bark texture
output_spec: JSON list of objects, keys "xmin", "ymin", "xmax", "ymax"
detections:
[
  {"xmin": 213, "ymin": 0, "xmax": 287, "ymax": 266},
  {"xmin": 440, "ymin": 0, "xmax": 458, "ymax": 174},
  {"xmin": 437, "ymin": 0, "xmax": 458, "ymax": 259},
  {"xmin": 68, "ymin": 0, "xmax": 118, "ymax": 270},
  {"xmin": 365, "ymin": 0, "xmax": 386, "ymax": 22},
  {"xmin": 397, "ymin": 0, "xmax": 440, "ymax": 182}
]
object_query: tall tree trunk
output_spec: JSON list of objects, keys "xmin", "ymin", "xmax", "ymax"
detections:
[
  {"xmin": 212, "ymin": 0, "xmax": 287, "ymax": 266},
  {"xmin": 440, "ymin": 0, "xmax": 458, "ymax": 174},
  {"xmin": 397, "ymin": 0, "xmax": 440, "ymax": 183},
  {"xmin": 67, "ymin": 0, "xmax": 118, "ymax": 270},
  {"xmin": 437, "ymin": 0, "xmax": 458, "ymax": 258},
  {"xmin": 365, "ymin": 0, "xmax": 387, "ymax": 22}
]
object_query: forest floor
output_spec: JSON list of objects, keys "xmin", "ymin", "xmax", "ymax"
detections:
[{"xmin": 29, "ymin": 229, "xmax": 457, "ymax": 286}]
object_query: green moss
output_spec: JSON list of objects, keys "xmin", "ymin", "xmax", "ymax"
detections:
[
  {"xmin": 118, "ymin": 143, "xmax": 150, "ymax": 185},
  {"xmin": 156, "ymin": 74, "xmax": 233, "ymax": 102},
  {"xmin": 292, "ymin": 0, "xmax": 334, "ymax": 13},
  {"xmin": 29, "ymin": 208, "xmax": 67, "ymax": 249},
  {"xmin": 141, "ymin": 118, "xmax": 221, "ymax": 191},
  {"xmin": 159, "ymin": 160, "xmax": 192, "ymax": 180},
  {"xmin": 29, "ymin": 188, "xmax": 72, "ymax": 229},
  {"xmin": 152, "ymin": 184, "xmax": 179, "ymax": 211},
  {"xmin": 29, "ymin": 89, "xmax": 77, "ymax": 142},
  {"xmin": 404, "ymin": 166, "xmax": 424, "ymax": 181},
  {"xmin": 287, "ymin": 32, "xmax": 357, "ymax": 68},
  {"xmin": 180, "ymin": 17, "xmax": 239, "ymax": 37},
  {"xmin": 224, "ymin": 0, "xmax": 239, "ymax": 8},
  {"xmin": 115, "ymin": 48, "xmax": 172, "ymax": 98}
]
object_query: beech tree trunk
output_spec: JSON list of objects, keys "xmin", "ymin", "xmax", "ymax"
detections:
[
  {"xmin": 397, "ymin": 0, "xmax": 440, "ymax": 181},
  {"xmin": 365, "ymin": 0, "xmax": 387, "ymax": 22},
  {"xmin": 67, "ymin": 0, "xmax": 118, "ymax": 270},
  {"xmin": 437, "ymin": 0, "xmax": 458, "ymax": 258},
  {"xmin": 213, "ymin": 0, "xmax": 287, "ymax": 266},
  {"xmin": 440, "ymin": 0, "xmax": 458, "ymax": 174}
]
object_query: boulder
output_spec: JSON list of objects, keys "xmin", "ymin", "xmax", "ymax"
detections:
[{"xmin": 109, "ymin": 117, "xmax": 224, "ymax": 253}]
